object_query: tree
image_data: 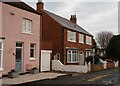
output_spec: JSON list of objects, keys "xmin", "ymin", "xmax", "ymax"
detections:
[
  {"xmin": 96, "ymin": 31, "xmax": 113, "ymax": 49},
  {"xmin": 106, "ymin": 35, "xmax": 120, "ymax": 61}
]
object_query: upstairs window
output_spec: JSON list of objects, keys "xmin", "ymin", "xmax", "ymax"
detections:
[
  {"xmin": 22, "ymin": 18, "xmax": 32, "ymax": 34},
  {"xmin": 68, "ymin": 30, "xmax": 76, "ymax": 42},
  {"xmin": 86, "ymin": 36, "xmax": 92, "ymax": 45},
  {"xmin": 79, "ymin": 34, "xmax": 84, "ymax": 44}
]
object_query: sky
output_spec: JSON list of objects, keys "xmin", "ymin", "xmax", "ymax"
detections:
[{"xmin": 22, "ymin": 0, "xmax": 119, "ymax": 37}]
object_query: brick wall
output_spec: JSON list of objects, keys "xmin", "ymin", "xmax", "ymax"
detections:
[
  {"xmin": 41, "ymin": 11, "xmax": 63, "ymax": 63},
  {"xmin": 107, "ymin": 62, "xmax": 115, "ymax": 69},
  {"xmin": 39, "ymin": 10, "xmax": 94, "ymax": 65},
  {"xmin": 63, "ymin": 28, "xmax": 94, "ymax": 65},
  {"xmin": 91, "ymin": 64, "xmax": 104, "ymax": 72}
]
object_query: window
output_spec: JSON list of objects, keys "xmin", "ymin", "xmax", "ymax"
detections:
[
  {"xmin": 86, "ymin": 51, "xmax": 92, "ymax": 58},
  {"xmin": 79, "ymin": 34, "xmax": 84, "ymax": 44},
  {"xmin": 30, "ymin": 44, "xmax": 36, "ymax": 58},
  {"xmin": 86, "ymin": 36, "xmax": 92, "ymax": 45},
  {"xmin": 22, "ymin": 18, "xmax": 32, "ymax": 34},
  {"xmin": 68, "ymin": 30, "xmax": 76, "ymax": 42},
  {"xmin": 0, "ymin": 40, "xmax": 3, "ymax": 68},
  {"xmin": 54, "ymin": 53, "xmax": 60, "ymax": 60},
  {"xmin": 67, "ymin": 50, "xmax": 79, "ymax": 63}
]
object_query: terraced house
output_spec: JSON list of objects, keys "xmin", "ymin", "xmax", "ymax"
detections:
[
  {"xmin": 37, "ymin": 0, "xmax": 94, "ymax": 65},
  {"xmin": 0, "ymin": 0, "xmax": 42, "ymax": 75}
]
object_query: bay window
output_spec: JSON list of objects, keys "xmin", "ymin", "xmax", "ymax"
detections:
[{"xmin": 67, "ymin": 50, "xmax": 79, "ymax": 63}]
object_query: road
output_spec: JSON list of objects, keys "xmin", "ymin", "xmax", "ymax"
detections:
[{"xmin": 13, "ymin": 68, "xmax": 119, "ymax": 86}]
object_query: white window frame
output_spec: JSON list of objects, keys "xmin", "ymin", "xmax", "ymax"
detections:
[
  {"xmin": 67, "ymin": 50, "xmax": 79, "ymax": 63},
  {"xmin": 79, "ymin": 33, "xmax": 84, "ymax": 44},
  {"xmin": 22, "ymin": 18, "xmax": 32, "ymax": 34},
  {"xmin": 86, "ymin": 51, "xmax": 92, "ymax": 58},
  {"xmin": 0, "ymin": 39, "xmax": 3, "ymax": 68},
  {"xmin": 30, "ymin": 44, "xmax": 36, "ymax": 59},
  {"xmin": 54, "ymin": 53, "xmax": 60, "ymax": 60},
  {"xmin": 67, "ymin": 30, "xmax": 76, "ymax": 42},
  {"xmin": 86, "ymin": 36, "xmax": 92, "ymax": 45}
]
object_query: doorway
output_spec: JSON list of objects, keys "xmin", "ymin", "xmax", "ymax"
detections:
[
  {"xmin": 16, "ymin": 43, "xmax": 23, "ymax": 72},
  {"xmin": 79, "ymin": 51, "xmax": 84, "ymax": 65}
]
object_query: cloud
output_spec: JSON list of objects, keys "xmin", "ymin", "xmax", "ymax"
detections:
[
  {"xmin": 22, "ymin": 0, "xmax": 118, "ymax": 37},
  {"xmin": 44, "ymin": 2, "xmax": 118, "ymax": 36},
  {"xmin": 22, "ymin": 0, "xmax": 119, "ymax": 2},
  {"xmin": 75, "ymin": 2, "xmax": 118, "ymax": 36}
]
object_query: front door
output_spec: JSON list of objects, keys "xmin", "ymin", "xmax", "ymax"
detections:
[
  {"xmin": 79, "ymin": 51, "xmax": 84, "ymax": 65},
  {"xmin": 16, "ymin": 43, "xmax": 23, "ymax": 72}
]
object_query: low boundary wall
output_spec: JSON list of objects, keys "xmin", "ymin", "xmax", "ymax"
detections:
[{"xmin": 52, "ymin": 60, "xmax": 119, "ymax": 73}]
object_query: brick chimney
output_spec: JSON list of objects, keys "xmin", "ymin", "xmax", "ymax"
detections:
[
  {"xmin": 70, "ymin": 15, "xmax": 77, "ymax": 24},
  {"xmin": 37, "ymin": 0, "xmax": 44, "ymax": 12}
]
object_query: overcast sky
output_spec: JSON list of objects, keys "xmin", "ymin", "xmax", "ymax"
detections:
[{"xmin": 22, "ymin": 0, "xmax": 118, "ymax": 37}]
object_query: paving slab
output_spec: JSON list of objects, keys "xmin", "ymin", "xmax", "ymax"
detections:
[{"xmin": 2, "ymin": 72, "xmax": 67, "ymax": 85}]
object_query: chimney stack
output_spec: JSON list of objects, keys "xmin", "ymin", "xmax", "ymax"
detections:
[
  {"xmin": 37, "ymin": 0, "xmax": 44, "ymax": 12},
  {"xmin": 70, "ymin": 15, "xmax": 77, "ymax": 24}
]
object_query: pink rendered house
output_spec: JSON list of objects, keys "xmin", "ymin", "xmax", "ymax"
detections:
[{"xmin": 0, "ymin": 1, "xmax": 42, "ymax": 75}]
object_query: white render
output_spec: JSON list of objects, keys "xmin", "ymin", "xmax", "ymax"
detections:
[
  {"xmin": 0, "ymin": 68, "xmax": 3, "ymax": 86},
  {"xmin": 52, "ymin": 60, "xmax": 119, "ymax": 73},
  {"xmin": 52, "ymin": 60, "xmax": 89, "ymax": 73},
  {"xmin": 114, "ymin": 61, "xmax": 119, "ymax": 67}
]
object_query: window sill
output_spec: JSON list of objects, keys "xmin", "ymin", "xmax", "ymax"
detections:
[
  {"xmin": 0, "ymin": 68, "xmax": 3, "ymax": 71},
  {"xmin": 86, "ymin": 44, "xmax": 92, "ymax": 45},
  {"xmin": 79, "ymin": 42, "xmax": 84, "ymax": 44},
  {"xmin": 68, "ymin": 40, "xmax": 76, "ymax": 43},
  {"xmin": 30, "ymin": 58, "xmax": 36, "ymax": 61},
  {"xmin": 22, "ymin": 32, "xmax": 33, "ymax": 35},
  {"xmin": 67, "ymin": 62, "xmax": 79, "ymax": 63}
]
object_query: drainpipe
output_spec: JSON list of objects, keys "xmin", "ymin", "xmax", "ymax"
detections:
[
  {"xmin": 39, "ymin": 15, "xmax": 42, "ymax": 72},
  {"xmin": 61, "ymin": 27, "xmax": 64, "ymax": 64}
]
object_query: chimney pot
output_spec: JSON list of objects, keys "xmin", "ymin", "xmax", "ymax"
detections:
[
  {"xmin": 37, "ymin": 0, "xmax": 44, "ymax": 11},
  {"xmin": 70, "ymin": 15, "xmax": 77, "ymax": 24}
]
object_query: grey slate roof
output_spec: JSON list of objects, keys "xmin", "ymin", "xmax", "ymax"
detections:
[{"xmin": 44, "ymin": 10, "xmax": 92, "ymax": 36}]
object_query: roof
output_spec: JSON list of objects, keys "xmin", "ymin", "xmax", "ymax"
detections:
[
  {"xmin": 43, "ymin": 10, "xmax": 92, "ymax": 36},
  {"xmin": 1, "ymin": 0, "xmax": 42, "ymax": 15}
]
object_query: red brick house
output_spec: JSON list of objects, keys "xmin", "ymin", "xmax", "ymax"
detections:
[{"xmin": 37, "ymin": 0, "xmax": 94, "ymax": 65}]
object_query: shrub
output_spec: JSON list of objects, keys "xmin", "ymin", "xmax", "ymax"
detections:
[
  {"xmin": 94, "ymin": 54, "xmax": 100, "ymax": 64},
  {"xmin": 85, "ymin": 56, "xmax": 93, "ymax": 64},
  {"xmin": 85, "ymin": 54, "xmax": 101, "ymax": 64}
]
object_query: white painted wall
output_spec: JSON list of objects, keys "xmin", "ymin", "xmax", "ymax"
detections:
[
  {"xmin": 52, "ymin": 60, "xmax": 119, "ymax": 73},
  {"xmin": 52, "ymin": 60, "xmax": 89, "ymax": 73},
  {"xmin": 114, "ymin": 61, "xmax": 119, "ymax": 67},
  {"xmin": 0, "ymin": 68, "xmax": 3, "ymax": 86}
]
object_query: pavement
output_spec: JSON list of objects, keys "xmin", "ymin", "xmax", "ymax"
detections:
[{"xmin": 2, "ymin": 72, "xmax": 68, "ymax": 85}]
